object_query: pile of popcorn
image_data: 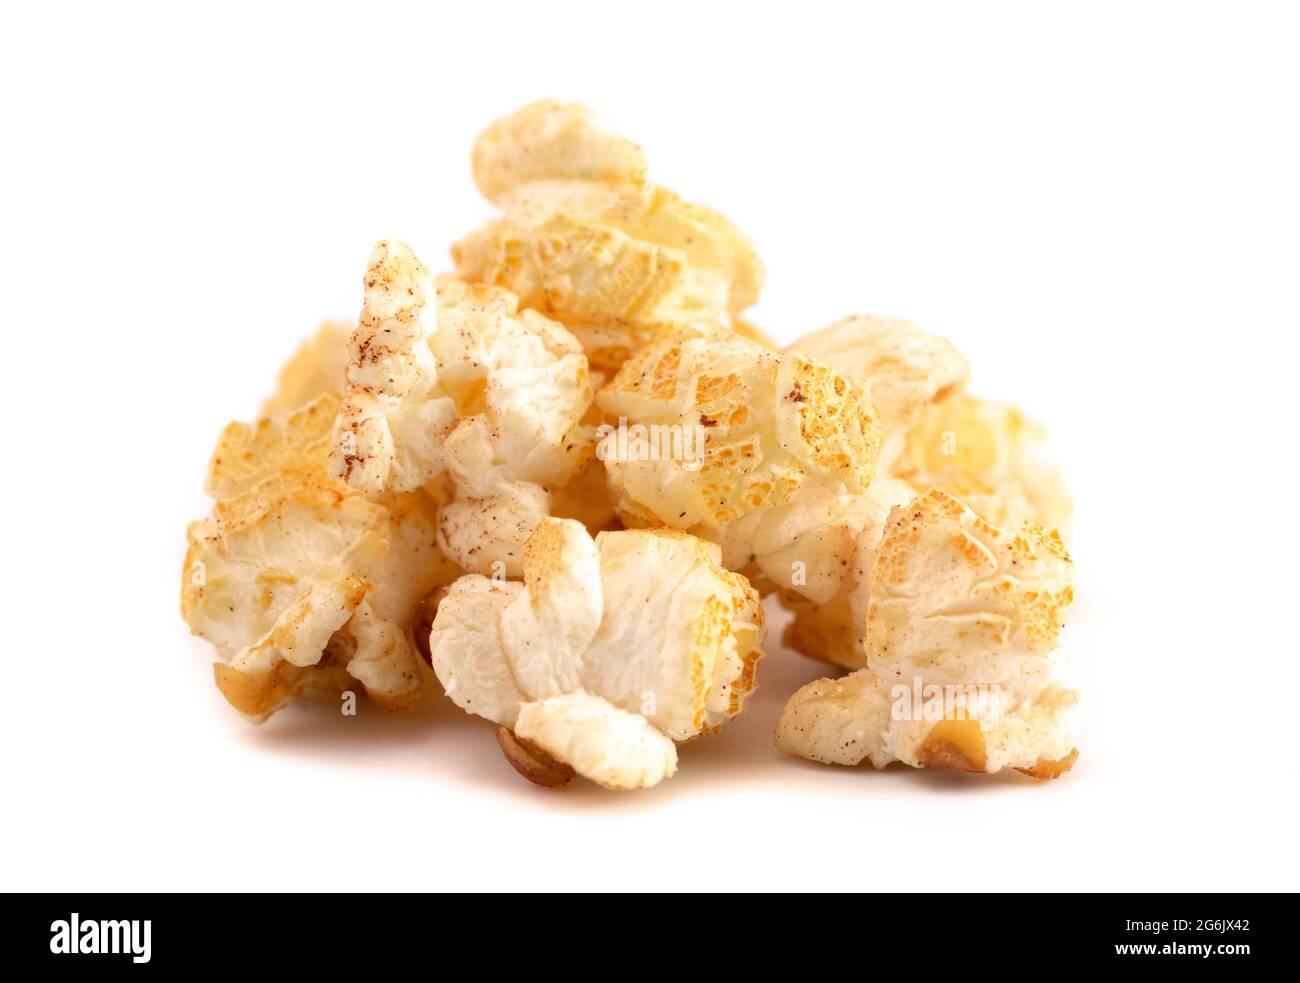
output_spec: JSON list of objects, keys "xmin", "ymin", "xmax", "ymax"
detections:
[{"xmin": 181, "ymin": 101, "xmax": 1077, "ymax": 790}]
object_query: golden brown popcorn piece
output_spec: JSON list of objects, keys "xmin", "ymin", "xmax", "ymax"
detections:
[
  {"xmin": 597, "ymin": 330, "xmax": 880, "ymax": 529},
  {"xmin": 183, "ymin": 392, "xmax": 459, "ymax": 722},
  {"xmin": 894, "ymin": 392, "xmax": 1072, "ymax": 533},
  {"xmin": 205, "ymin": 393, "xmax": 340, "ymax": 500},
  {"xmin": 788, "ymin": 315, "xmax": 970, "ymax": 468},
  {"xmin": 456, "ymin": 101, "xmax": 764, "ymax": 367},
  {"xmin": 483, "ymin": 181, "xmax": 764, "ymax": 315},
  {"xmin": 213, "ymin": 656, "xmax": 349, "ymax": 721},
  {"xmin": 453, "ymin": 217, "xmax": 686, "ymax": 333},
  {"xmin": 778, "ymin": 355, "xmax": 881, "ymax": 483},
  {"xmin": 794, "ymin": 317, "xmax": 1070, "ymax": 532},
  {"xmin": 471, "ymin": 100, "xmax": 647, "ymax": 204},
  {"xmin": 261, "ymin": 320, "xmax": 352, "ymax": 418}
]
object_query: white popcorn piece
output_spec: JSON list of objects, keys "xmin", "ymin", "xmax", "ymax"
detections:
[
  {"xmin": 329, "ymin": 241, "xmax": 597, "ymax": 499},
  {"xmin": 865, "ymin": 488, "xmax": 1073, "ymax": 697},
  {"xmin": 516, "ymin": 693, "xmax": 678, "ymax": 791},
  {"xmin": 426, "ymin": 577, "xmax": 527, "ymax": 725},
  {"xmin": 776, "ymin": 669, "xmax": 1079, "ymax": 778},
  {"xmin": 329, "ymin": 241, "xmax": 458, "ymax": 493},
  {"xmin": 435, "ymin": 480, "xmax": 551, "ymax": 579},
  {"xmin": 432, "ymin": 276, "xmax": 596, "ymax": 495},
  {"xmin": 428, "ymin": 518, "xmax": 764, "ymax": 789},
  {"xmin": 775, "ymin": 488, "xmax": 1078, "ymax": 779}
]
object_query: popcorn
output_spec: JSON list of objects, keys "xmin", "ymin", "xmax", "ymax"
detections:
[
  {"xmin": 893, "ymin": 392, "xmax": 1072, "ymax": 532},
  {"xmin": 775, "ymin": 489, "xmax": 1077, "ymax": 778},
  {"xmin": 182, "ymin": 392, "xmax": 460, "ymax": 721},
  {"xmin": 324, "ymin": 239, "xmax": 599, "ymax": 592},
  {"xmin": 774, "ymin": 474, "xmax": 917, "ymax": 669},
  {"xmin": 788, "ymin": 315, "xmax": 970, "ymax": 469},
  {"xmin": 865, "ymin": 488, "xmax": 1073, "ymax": 696},
  {"xmin": 328, "ymin": 241, "xmax": 597, "ymax": 498},
  {"xmin": 597, "ymin": 329, "xmax": 880, "ymax": 529},
  {"xmin": 548, "ymin": 454, "xmax": 620, "ymax": 534},
  {"xmin": 432, "ymin": 276, "xmax": 597, "ymax": 492},
  {"xmin": 328, "ymin": 241, "xmax": 458, "ymax": 493},
  {"xmin": 768, "ymin": 314, "xmax": 1069, "ymax": 674},
  {"xmin": 425, "ymin": 577, "xmax": 527, "ymax": 724},
  {"xmin": 516, "ymin": 693, "xmax": 678, "ymax": 791},
  {"xmin": 435, "ymin": 480, "xmax": 550, "ymax": 578},
  {"xmin": 428, "ymin": 518, "xmax": 764, "ymax": 789},
  {"xmin": 181, "ymin": 98, "xmax": 1079, "ymax": 790},
  {"xmin": 261, "ymin": 319, "xmax": 351, "ymax": 418},
  {"xmin": 595, "ymin": 329, "xmax": 897, "ymax": 670},
  {"xmin": 204, "ymin": 390, "xmax": 341, "ymax": 501},
  {"xmin": 454, "ymin": 100, "xmax": 764, "ymax": 371},
  {"xmin": 471, "ymin": 99, "xmax": 647, "ymax": 204},
  {"xmin": 775, "ymin": 669, "xmax": 1078, "ymax": 777}
]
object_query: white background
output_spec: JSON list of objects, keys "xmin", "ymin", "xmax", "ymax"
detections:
[{"xmin": 2, "ymin": 1, "xmax": 1297, "ymax": 892}]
